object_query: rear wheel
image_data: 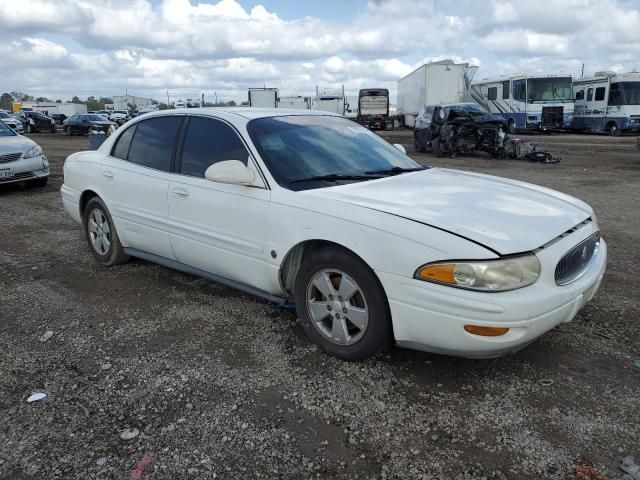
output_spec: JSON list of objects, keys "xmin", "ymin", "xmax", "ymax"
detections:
[
  {"xmin": 83, "ymin": 197, "xmax": 129, "ymax": 266},
  {"xmin": 294, "ymin": 247, "xmax": 392, "ymax": 361}
]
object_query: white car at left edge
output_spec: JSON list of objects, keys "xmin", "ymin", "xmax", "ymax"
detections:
[
  {"xmin": 0, "ymin": 121, "xmax": 49, "ymax": 187},
  {"xmin": 60, "ymin": 108, "xmax": 606, "ymax": 361}
]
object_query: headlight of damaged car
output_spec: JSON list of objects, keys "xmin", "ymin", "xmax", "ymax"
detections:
[
  {"xmin": 23, "ymin": 145, "xmax": 43, "ymax": 159},
  {"xmin": 415, "ymin": 254, "xmax": 541, "ymax": 292}
]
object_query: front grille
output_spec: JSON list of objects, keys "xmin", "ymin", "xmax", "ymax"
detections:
[
  {"xmin": 555, "ymin": 232, "xmax": 600, "ymax": 285},
  {"xmin": 0, "ymin": 152, "xmax": 22, "ymax": 164}
]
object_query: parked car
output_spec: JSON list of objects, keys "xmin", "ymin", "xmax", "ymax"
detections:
[
  {"xmin": 0, "ymin": 110, "xmax": 24, "ymax": 133},
  {"xmin": 109, "ymin": 110, "xmax": 129, "ymax": 125},
  {"xmin": 16, "ymin": 110, "xmax": 56, "ymax": 133},
  {"xmin": 0, "ymin": 120, "xmax": 49, "ymax": 187},
  {"xmin": 61, "ymin": 109, "xmax": 606, "ymax": 361},
  {"xmin": 64, "ymin": 114, "xmax": 116, "ymax": 135}
]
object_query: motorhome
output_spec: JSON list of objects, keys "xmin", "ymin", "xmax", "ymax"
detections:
[
  {"xmin": 397, "ymin": 60, "xmax": 477, "ymax": 128},
  {"xmin": 470, "ymin": 74, "xmax": 574, "ymax": 132},
  {"xmin": 572, "ymin": 72, "xmax": 640, "ymax": 135}
]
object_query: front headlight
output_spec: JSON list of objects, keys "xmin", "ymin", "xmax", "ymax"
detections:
[
  {"xmin": 415, "ymin": 254, "xmax": 541, "ymax": 292},
  {"xmin": 23, "ymin": 145, "xmax": 43, "ymax": 159},
  {"xmin": 29, "ymin": 118, "xmax": 35, "ymax": 124}
]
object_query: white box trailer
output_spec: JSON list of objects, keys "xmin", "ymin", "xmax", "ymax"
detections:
[
  {"xmin": 248, "ymin": 88, "xmax": 278, "ymax": 108},
  {"xmin": 23, "ymin": 102, "xmax": 87, "ymax": 116},
  {"xmin": 397, "ymin": 60, "xmax": 477, "ymax": 127},
  {"xmin": 278, "ymin": 96, "xmax": 310, "ymax": 110}
]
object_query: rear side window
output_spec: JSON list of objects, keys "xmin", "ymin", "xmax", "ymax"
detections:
[
  {"xmin": 127, "ymin": 116, "xmax": 183, "ymax": 171},
  {"xmin": 179, "ymin": 117, "xmax": 249, "ymax": 177},
  {"xmin": 112, "ymin": 125, "xmax": 136, "ymax": 160},
  {"xmin": 487, "ymin": 87, "xmax": 497, "ymax": 101},
  {"xmin": 595, "ymin": 87, "xmax": 606, "ymax": 101}
]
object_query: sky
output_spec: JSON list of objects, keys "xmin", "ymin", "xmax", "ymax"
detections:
[{"xmin": 0, "ymin": 0, "xmax": 638, "ymax": 104}]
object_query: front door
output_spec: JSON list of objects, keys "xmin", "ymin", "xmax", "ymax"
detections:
[{"xmin": 167, "ymin": 116, "xmax": 273, "ymax": 292}]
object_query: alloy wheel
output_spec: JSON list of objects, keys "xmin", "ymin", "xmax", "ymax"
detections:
[
  {"xmin": 306, "ymin": 269, "xmax": 369, "ymax": 346},
  {"xmin": 87, "ymin": 208, "xmax": 111, "ymax": 255}
]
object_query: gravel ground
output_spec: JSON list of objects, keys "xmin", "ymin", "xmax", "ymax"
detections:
[{"xmin": 0, "ymin": 130, "xmax": 639, "ymax": 479}]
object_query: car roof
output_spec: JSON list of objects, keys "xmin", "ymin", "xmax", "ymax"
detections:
[{"xmin": 138, "ymin": 107, "xmax": 342, "ymax": 121}]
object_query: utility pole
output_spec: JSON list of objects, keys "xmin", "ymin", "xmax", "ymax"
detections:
[
  {"xmin": 167, "ymin": 89, "xmax": 170, "ymax": 106},
  {"xmin": 581, "ymin": 63, "xmax": 584, "ymax": 79}
]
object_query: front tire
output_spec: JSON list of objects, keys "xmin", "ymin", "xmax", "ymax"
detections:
[
  {"xmin": 432, "ymin": 136, "xmax": 443, "ymax": 156},
  {"xmin": 508, "ymin": 119, "xmax": 516, "ymax": 134},
  {"xmin": 608, "ymin": 122, "xmax": 620, "ymax": 137},
  {"xmin": 294, "ymin": 247, "xmax": 392, "ymax": 361},
  {"xmin": 83, "ymin": 197, "xmax": 129, "ymax": 266},
  {"xmin": 26, "ymin": 123, "xmax": 32, "ymax": 134}
]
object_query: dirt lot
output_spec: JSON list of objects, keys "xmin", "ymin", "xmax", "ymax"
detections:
[{"xmin": 1, "ymin": 130, "xmax": 639, "ymax": 479}]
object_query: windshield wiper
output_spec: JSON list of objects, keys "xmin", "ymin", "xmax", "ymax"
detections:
[
  {"xmin": 290, "ymin": 173, "xmax": 383, "ymax": 184},
  {"xmin": 364, "ymin": 166, "xmax": 427, "ymax": 176}
]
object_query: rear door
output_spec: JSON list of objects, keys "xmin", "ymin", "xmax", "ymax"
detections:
[
  {"xmin": 100, "ymin": 115, "xmax": 184, "ymax": 259},
  {"xmin": 167, "ymin": 115, "xmax": 272, "ymax": 291}
]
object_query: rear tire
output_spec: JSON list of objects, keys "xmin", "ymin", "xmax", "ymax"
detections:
[
  {"xmin": 83, "ymin": 197, "xmax": 129, "ymax": 267},
  {"xmin": 294, "ymin": 247, "xmax": 392, "ymax": 361}
]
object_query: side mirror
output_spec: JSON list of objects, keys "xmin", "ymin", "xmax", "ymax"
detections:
[
  {"xmin": 205, "ymin": 160, "xmax": 256, "ymax": 186},
  {"xmin": 393, "ymin": 144, "xmax": 406, "ymax": 155}
]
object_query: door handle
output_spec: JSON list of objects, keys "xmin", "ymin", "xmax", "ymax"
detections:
[
  {"xmin": 103, "ymin": 171, "xmax": 114, "ymax": 180},
  {"xmin": 172, "ymin": 187, "xmax": 189, "ymax": 198}
]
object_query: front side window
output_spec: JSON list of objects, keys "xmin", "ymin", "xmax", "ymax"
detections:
[
  {"xmin": 180, "ymin": 117, "xmax": 249, "ymax": 177},
  {"xmin": 247, "ymin": 115, "xmax": 423, "ymax": 191},
  {"xmin": 575, "ymin": 90, "xmax": 585, "ymax": 100},
  {"xmin": 502, "ymin": 81, "xmax": 510, "ymax": 99},
  {"xmin": 587, "ymin": 88, "xmax": 593, "ymax": 101},
  {"xmin": 127, "ymin": 116, "xmax": 183, "ymax": 171},
  {"xmin": 595, "ymin": 87, "xmax": 606, "ymax": 101},
  {"xmin": 487, "ymin": 87, "xmax": 497, "ymax": 101},
  {"xmin": 513, "ymin": 79, "xmax": 526, "ymax": 101}
]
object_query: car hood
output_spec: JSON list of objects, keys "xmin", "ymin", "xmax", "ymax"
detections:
[
  {"xmin": 303, "ymin": 168, "xmax": 592, "ymax": 255},
  {"xmin": 0, "ymin": 134, "xmax": 36, "ymax": 154}
]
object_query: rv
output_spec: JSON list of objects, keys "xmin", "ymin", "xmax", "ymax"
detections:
[
  {"xmin": 248, "ymin": 88, "xmax": 278, "ymax": 108},
  {"xmin": 311, "ymin": 86, "xmax": 345, "ymax": 115},
  {"xmin": 397, "ymin": 60, "xmax": 477, "ymax": 128},
  {"xmin": 572, "ymin": 72, "xmax": 640, "ymax": 135},
  {"xmin": 357, "ymin": 89, "xmax": 392, "ymax": 130},
  {"xmin": 471, "ymin": 74, "xmax": 573, "ymax": 132}
]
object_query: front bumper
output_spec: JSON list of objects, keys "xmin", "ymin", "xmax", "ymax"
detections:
[
  {"xmin": 378, "ymin": 223, "xmax": 607, "ymax": 358},
  {"xmin": 0, "ymin": 155, "xmax": 49, "ymax": 184}
]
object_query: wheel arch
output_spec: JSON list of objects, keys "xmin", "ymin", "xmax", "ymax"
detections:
[
  {"xmin": 79, "ymin": 189, "xmax": 100, "ymax": 220},
  {"xmin": 279, "ymin": 239, "xmax": 374, "ymax": 296}
]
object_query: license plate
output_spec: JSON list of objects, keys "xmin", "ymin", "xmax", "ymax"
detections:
[{"xmin": 0, "ymin": 168, "xmax": 15, "ymax": 178}]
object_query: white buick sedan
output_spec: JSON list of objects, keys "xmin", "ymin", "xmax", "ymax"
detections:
[{"xmin": 61, "ymin": 109, "xmax": 606, "ymax": 361}]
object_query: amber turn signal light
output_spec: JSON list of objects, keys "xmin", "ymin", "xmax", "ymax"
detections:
[{"xmin": 464, "ymin": 325, "xmax": 509, "ymax": 337}]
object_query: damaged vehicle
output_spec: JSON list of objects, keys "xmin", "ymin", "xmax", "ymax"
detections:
[
  {"xmin": 415, "ymin": 103, "xmax": 509, "ymax": 157},
  {"xmin": 415, "ymin": 103, "xmax": 558, "ymax": 162}
]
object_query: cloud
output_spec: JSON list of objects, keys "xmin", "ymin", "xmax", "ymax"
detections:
[{"xmin": 0, "ymin": 0, "xmax": 638, "ymax": 102}]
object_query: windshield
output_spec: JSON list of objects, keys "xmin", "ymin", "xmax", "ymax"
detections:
[
  {"xmin": 247, "ymin": 115, "xmax": 423, "ymax": 191},
  {"xmin": 0, "ymin": 122, "xmax": 17, "ymax": 136},
  {"xmin": 614, "ymin": 82, "xmax": 640, "ymax": 105},
  {"xmin": 85, "ymin": 114, "xmax": 107, "ymax": 121},
  {"xmin": 527, "ymin": 77, "xmax": 573, "ymax": 102}
]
